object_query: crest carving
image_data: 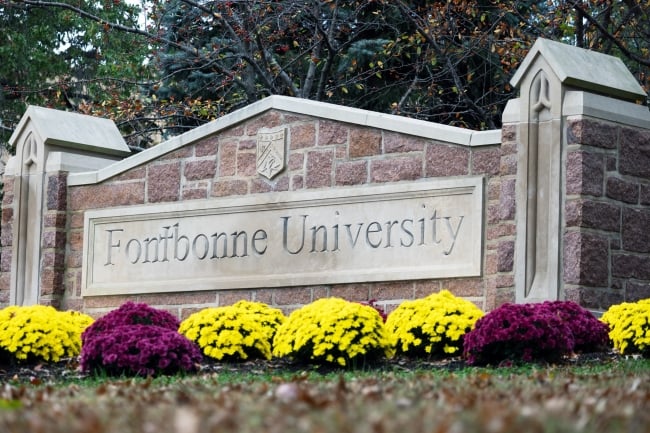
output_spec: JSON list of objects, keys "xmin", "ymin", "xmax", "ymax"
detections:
[{"xmin": 256, "ymin": 127, "xmax": 286, "ymax": 179}]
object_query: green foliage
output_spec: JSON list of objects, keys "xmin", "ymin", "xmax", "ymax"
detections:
[
  {"xmin": 273, "ymin": 297, "xmax": 392, "ymax": 367},
  {"xmin": 601, "ymin": 299, "xmax": 650, "ymax": 356},
  {"xmin": 0, "ymin": 0, "xmax": 150, "ymax": 149},
  {"xmin": 0, "ymin": 305, "xmax": 94, "ymax": 364},
  {"xmin": 147, "ymin": 0, "xmax": 650, "ymax": 133},
  {"xmin": 179, "ymin": 301, "xmax": 285, "ymax": 362},
  {"xmin": 385, "ymin": 290, "xmax": 484, "ymax": 358}
]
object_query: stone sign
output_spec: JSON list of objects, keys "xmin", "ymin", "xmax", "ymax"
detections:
[
  {"xmin": 3, "ymin": 39, "xmax": 650, "ymax": 314},
  {"xmin": 82, "ymin": 178, "xmax": 483, "ymax": 296}
]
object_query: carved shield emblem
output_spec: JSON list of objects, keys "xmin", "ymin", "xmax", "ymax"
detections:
[{"xmin": 256, "ymin": 127, "xmax": 286, "ymax": 180}]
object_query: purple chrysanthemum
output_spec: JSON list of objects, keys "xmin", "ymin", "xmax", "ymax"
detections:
[
  {"xmin": 464, "ymin": 303, "xmax": 574, "ymax": 365},
  {"xmin": 541, "ymin": 301, "xmax": 610, "ymax": 352},
  {"xmin": 81, "ymin": 324, "xmax": 202, "ymax": 376},
  {"xmin": 82, "ymin": 302, "xmax": 180, "ymax": 344}
]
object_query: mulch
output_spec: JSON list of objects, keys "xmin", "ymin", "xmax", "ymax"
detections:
[{"xmin": 0, "ymin": 351, "xmax": 623, "ymax": 384}]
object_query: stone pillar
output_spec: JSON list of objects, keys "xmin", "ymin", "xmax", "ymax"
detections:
[
  {"xmin": 513, "ymin": 56, "xmax": 564, "ymax": 303},
  {"xmin": 1, "ymin": 106, "xmax": 130, "ymax": 306},
  {"xmin": 562, "ymin": 93, "xmax": 650, "ymax": 308},
  {"xmin": 508, "ymin": 38, "xmax": 648, "ymax": 305},
  {"xmin": 10, "ymin": 131, "xmax": 47, "ymax": 305}
]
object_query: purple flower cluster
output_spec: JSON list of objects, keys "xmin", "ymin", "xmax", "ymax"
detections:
[
  {"xmin": 464, "ymin": 301, "xmax": 610, "ymax": 365},
  {"xmin": 81, "ymin": 302, "xmax": 201, "ymax": 376},
  {"xmin": 81, "ymin": 325, "xmax": 202, "ymax": 376},
  {"xmin": 82, "ymin": 302, "xmax": 179, "ymax": 340},
  {"xmin": 541, "ymin": 301, "xmax": 609, "ymax": 352},
  {"xmin": 464, "ymin": 303, "xmax": 573, "ymax": 365}
]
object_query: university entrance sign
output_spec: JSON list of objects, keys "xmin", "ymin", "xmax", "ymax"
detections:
[{"xmin": 82, "ymin": 178, "xmax": 483, "ymax": 296}]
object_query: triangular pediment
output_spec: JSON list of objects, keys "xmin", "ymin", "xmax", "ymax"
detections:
[{"xmin": 68, "ymin": 95, "xmax": 501, "ymax": 185}]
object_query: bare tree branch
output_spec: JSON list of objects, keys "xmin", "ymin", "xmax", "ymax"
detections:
[
  {"xmin": 393, "ymin": 0, "xmax": 497, "ymax": 129},
  {"xmin": 568, "ymin": 0, "xmax": 650, "ymax": 67}
]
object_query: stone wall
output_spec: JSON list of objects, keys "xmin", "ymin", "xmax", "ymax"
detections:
[
  {"xmin": 0, "ymin": 177, "xmax": 13, "ymax": 304},
  {"xmin": 0, "ymin": 174, "xmax": 69, "ymax": 308},
  {"xmin": 564, "ymin": 116, "xmax": 650, "ymax": 309},
  {"xmin": 57, "ymin": 110, "xmax": 509, "ymax": 318},
  {"xmin": 489, "ymin": 123, "xmax": 518, "ymax": 309}
]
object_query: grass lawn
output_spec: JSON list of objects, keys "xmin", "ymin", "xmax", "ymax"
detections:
[{"xmin": 1, "ymin": 356, "xmax": 649, "ymax": 433}]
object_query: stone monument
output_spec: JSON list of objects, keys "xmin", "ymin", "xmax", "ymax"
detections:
[{"xmin": 1, "ymin": 39, "xmax": 649, "ymax": 317}]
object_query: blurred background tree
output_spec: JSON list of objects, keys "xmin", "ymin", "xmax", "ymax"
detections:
[
  {"xmin": 0, "ymin": 0, "xmax": 151, "ymax": 150},
  {"xmin": 1, "ymin": 0, "xmax": 649, "ymax": 154}
]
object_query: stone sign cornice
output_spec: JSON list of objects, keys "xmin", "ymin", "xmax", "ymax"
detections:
[
  {"xmin": 562, "ymin": 91, "xmax": 650, "ymax": 128},
  {"xmin": 502, "ymin": 91, "xmax": 650, "ymax": 128},
  {"xmin": 68, "ymin": 95, "xmax": 501, "ymax": 186}
]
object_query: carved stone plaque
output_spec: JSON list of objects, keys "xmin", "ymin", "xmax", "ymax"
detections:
[
  {"xmin": 81, "ymin": 177, "xmax": 483, "ymax": 296},
  {"xmin": 256, "ymin": 127, "xmax": 286, "ymax": 179}
]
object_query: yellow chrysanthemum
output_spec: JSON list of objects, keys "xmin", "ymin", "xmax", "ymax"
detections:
[
  {"xmin": 273, "ymin": 298, "xmax": 391, "ymax": 367},
  {"xmin": 0, "ymin": 305, "xmax": 94, "ymax": 363},
  {"xmin": 601, "ymin": 299, "xmax": 650, "ymax": 356},
  {"xmin": 179, "ymin": 301, "xmax": 285, "ymax": 361},
  {"xmin": 385, "ymin": 290, "xmax": 483, "ymax": 359}
]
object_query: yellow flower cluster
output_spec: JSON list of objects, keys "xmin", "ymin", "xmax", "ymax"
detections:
[
  {"xmin": 272, "ymin": 298, "xmax": 391, "ymax": 367},
  {"xmin": 385, "ymin": 290, "xmax": 484, "ymax": 358},
  {"xmin": 179, "ymin": 300, "xmax": 285, "ymax": 361},
  {"xmin": 0, "ymin": 305, "xmax": 94, "ymax": 363},
  {"xmin": 601, "ymin": 298, "xmax": 650, "ymax": 356}
]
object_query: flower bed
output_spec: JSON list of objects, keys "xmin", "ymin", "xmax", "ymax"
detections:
[
  {"xmin": 81, "ymin": 324, "xmax": 202, "ymax": 376},
  {"xmin": 463, "ymin": 303, "xmax": 575, "ymax": 365},
  {"xmin": 464, "ymin": 301, "xmax": 613, "ymax": 365},
  {"xmin": 3, "ymin": 295, "xmax": 649, "ymax": 376},
  {"xmin": 601, "ymin": 299, "xmax": 650, "ymax": 356}
]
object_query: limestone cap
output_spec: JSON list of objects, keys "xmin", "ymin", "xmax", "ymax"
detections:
[
  {"xmin": 510, "ymin": 38, "xmax": 647, "ymax": 103},
  {"xmin": 9, "ymin": 105, "xmax": 130, "ymax": 156}
]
